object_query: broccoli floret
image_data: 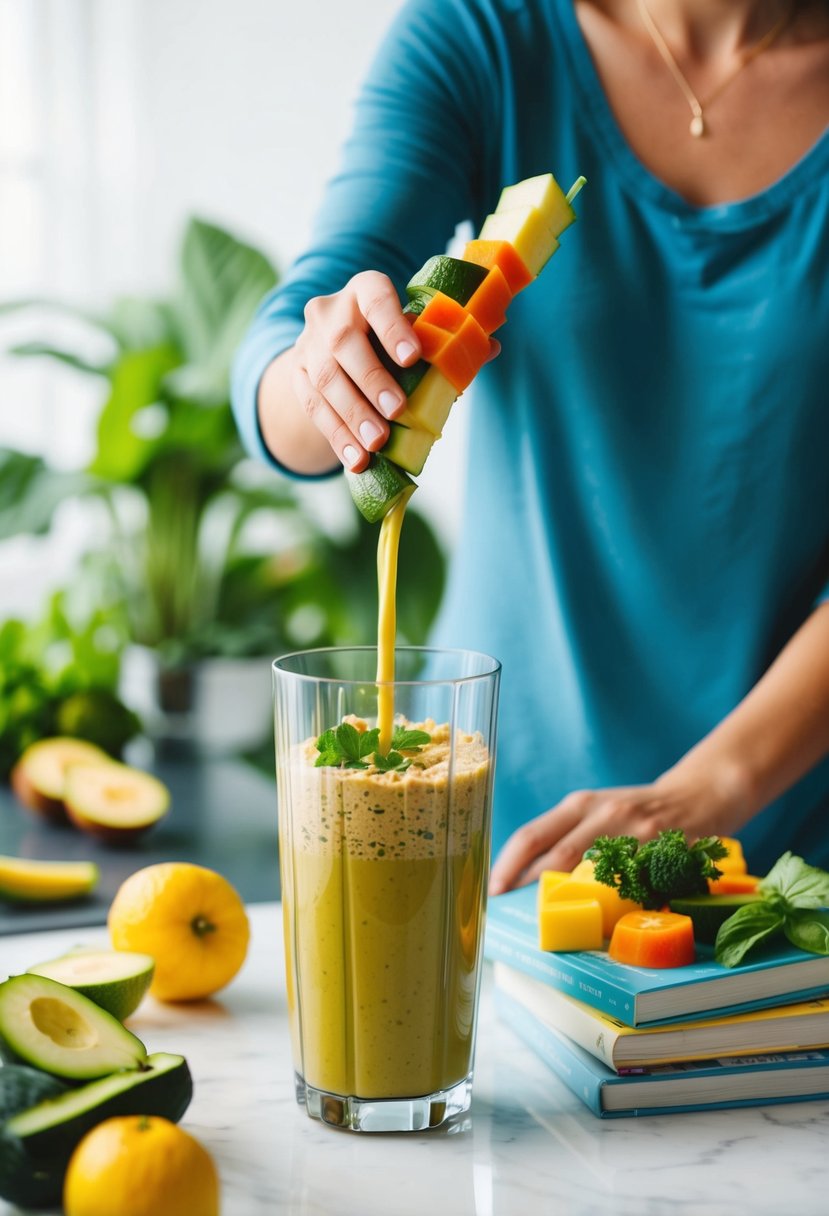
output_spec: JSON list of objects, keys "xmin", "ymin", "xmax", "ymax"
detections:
[{"xmin": 587, "ymin": 829, "xmax": 728, "ymax": 909}]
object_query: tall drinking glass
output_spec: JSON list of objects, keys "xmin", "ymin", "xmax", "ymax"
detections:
[{"xmin": 273, "ymin": 647, "xmax": 500, "ymax": 1133}]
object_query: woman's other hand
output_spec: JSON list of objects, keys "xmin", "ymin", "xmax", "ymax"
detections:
[{"xmin": 488, "ymin": 773, "xmax": 742, "ymax": 896}]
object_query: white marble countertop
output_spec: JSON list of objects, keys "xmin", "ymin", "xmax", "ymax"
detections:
[{"xmin": 2, "ymin": 903, "xmax": 828, "ymax": 1216}]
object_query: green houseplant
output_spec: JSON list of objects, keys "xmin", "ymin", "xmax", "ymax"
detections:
[{"xmin": 0, "ymin": 219, "xmax": 445, "ymax": 751}]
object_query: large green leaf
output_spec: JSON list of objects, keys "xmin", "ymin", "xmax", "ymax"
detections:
[
  {"xmin": 8, "ymin": 341, "xmax": 110, "ymax": 377},
  {"xmin": 170, "ymin": 218, "xmax": 278, "ymax": 398},
  {"xmin": 89, "ymin": 343, "xmax": 181, "ymax": 482},
  {"xmin": 0, "ymin": 448, "xmax": 90, "ymax": 539}
]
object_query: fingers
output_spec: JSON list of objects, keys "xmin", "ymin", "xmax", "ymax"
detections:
[
  {"xmin": 490, "ymin": 786, "xmax": 668, "ymax": 895},
  {"xmin": 488, "ymin": 792, "xmax": 591, "ymax": 896},
  {"xmin": 291, "ymin": 366, "xmax": 370, "ymax": 472},
  {"xmin": 330, "ymin": 327, "xmax": 407, "ymax": 421},
  {"xmin": 295, "ymin": 272, "xmax": 421, "ymax": 467},
  {"xmin": 353, "ymin": 271, "xmax": 421, "ymax": 368}
]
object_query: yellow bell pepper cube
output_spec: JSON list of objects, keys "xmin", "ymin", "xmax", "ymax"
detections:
[
  {"xmin": 547, "ymin": 877, "xmax": 642, "ymax": 938},
  {"xmin": 537, "ymin": 870, "xmax": 571, "ymax": 908},
  {"xmin": 539, "ymin": 899, "xmax": 603, "ymax": 952}
]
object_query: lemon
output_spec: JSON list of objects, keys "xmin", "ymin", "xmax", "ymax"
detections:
[
  {"xmin": 108, "ymin": 863, "xmax": 250, "ymax": 1002},
  {"xmin": 63, "ymin": 1115, "xmax": 219, "ymax": 1216}
]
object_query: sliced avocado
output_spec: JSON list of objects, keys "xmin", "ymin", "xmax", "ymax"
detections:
[
  {"xmin": 496, "ymin": 172, "xmax": 576, "ymax": 237},
  {"xmin": 27, "ymin": 949, "xmax": 155, "ymax": 1022},
  {"xmin": 406, "ymin": 255, "xmax": 488, "ymax": 306},
  {"xmin": 478, "ymin": 207, "xmax": 560, "ymax": 276},
  {"xmin": 0, "ymin": 974, "xmax": 147, "ymax": 1080},
  {"xmin": 0, "ymin": 856, "xmax": 99, "ymax": 903},
  {"xmin": 396, "ymin": 367, "xmax": 458, "ymax": 436},
  {"xmin": 345, "ymin": 454, "xmax": 416, "ymax": 523},
  {"xmin": 382, "ymin": 423, "xmax": 436, "ymax": 476},
  {"xmin": 8, "ymin": 1051, "xmax": 191, "ymax": 1157},
  {"xmin": 668, "ymin": 893, "xmax": 763, "ymax": 944},
  {"xmin": 0, "ymin": 1066, "xmax": 69, "ymax": 1209}
]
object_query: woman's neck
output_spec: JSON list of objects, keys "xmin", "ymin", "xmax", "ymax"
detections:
[{"xmin": 630, "ymin": 0, "xmax": 793, "ymax": 58}]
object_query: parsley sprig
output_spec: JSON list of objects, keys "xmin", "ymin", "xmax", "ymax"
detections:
[{"xmin": 314, "ymin": 723, "xmax": 431, "ymax": 772}]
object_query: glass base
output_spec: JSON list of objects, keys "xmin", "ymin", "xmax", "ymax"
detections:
[{"xmin": 294, "ymin": 1071, "xmax": 472, "ymax": 1133}]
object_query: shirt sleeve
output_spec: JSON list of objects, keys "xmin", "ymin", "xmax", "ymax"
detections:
[{"xmin": 231, "ymin": 0, "xmax": 501, "ymax": 476}]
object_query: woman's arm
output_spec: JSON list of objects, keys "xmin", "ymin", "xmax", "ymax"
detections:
[
  {"xmin": 231, "ymin": 0, "xmax": 499, "ymax": 477},
  {"xmin": 490, "ymin": 601, "xmax": 829, "ymax": 894}
]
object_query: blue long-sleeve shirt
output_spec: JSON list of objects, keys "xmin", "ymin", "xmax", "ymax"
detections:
[{"xmin": 233, "ymin": 0, "xmax": 829, "ymax": 872}]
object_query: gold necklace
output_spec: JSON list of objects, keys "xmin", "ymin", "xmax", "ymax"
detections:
[{"xmin": 636, "ymin": 0, "xmax": 794, "ymax": 137}]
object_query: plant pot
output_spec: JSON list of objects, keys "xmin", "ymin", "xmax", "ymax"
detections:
[{"xmin": 120, "ymin": 645, "xmax": 272, "ymax": 754}]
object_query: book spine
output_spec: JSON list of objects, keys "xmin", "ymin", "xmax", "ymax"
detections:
[
  {"xmin": 486, "ymin": 922, "xmax": 639, "ymax": 1026},
  {"xmin": 494, "ymin": 968, "xmax": 624, "ymax": 1071},
  {"xmin": 494, "ymin": 990, "xmax": 606, "ymax": 1117}
]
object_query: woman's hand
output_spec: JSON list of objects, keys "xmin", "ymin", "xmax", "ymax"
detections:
[
  {"xmin": 289, "ymin": 270, "xmax": 423, "ymax": 473},
  {"xmin": 488, "ymin": 771, "xmax": 743, "ymax": 896}
]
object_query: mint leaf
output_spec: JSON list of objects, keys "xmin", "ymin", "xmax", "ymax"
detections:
[
  {"xmin": 715, "ymin": 902, "xmax": 784, "ymax": 968},
  {"xmin": 314, "ymin": 729, "xmax": 341, "ymax": 768},
  {"xmin": 760, "ymin": 852, "xmax": 829, "ymax": 910},
  {"xmin": 373, "ymin": 750, "xmax": 411, "ymax": 773},
  {"xmin": 358, "ymin": 728, "xmax": 381, "ymax": 759},
  {"xmin": 784, "ymin": 910, "xmax": 829, "ymax": 955},
  {"xmin": 335, "ymin": 723, "xmax": 363, "ymax": 763},
  {"xmin": 391, "ymin": 727, "xmax": 431, "ymax": 752},
  {"xmin": 315, "ymin": 729, "xmax": 337, "ymax": 755}
]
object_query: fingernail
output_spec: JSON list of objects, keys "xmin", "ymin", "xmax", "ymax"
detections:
[
  {"xmin": 396, "ymin": 341, "xmax": 417, "ymax": 364},
  {"xmin": 359, "ymin": 419, "xmax": 384, "ymax": 447},
  {"xmin": 343, "ymin": 444, "xmax": 359, "ymax": 468},
  {"xmin": 378, "ymin": 389, "xmax": 401, "ymax": 417}
]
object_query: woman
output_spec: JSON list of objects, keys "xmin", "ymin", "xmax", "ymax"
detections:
[{"xmin": 232, "ymin": 0, "xmax": 829, "ymax": 891}]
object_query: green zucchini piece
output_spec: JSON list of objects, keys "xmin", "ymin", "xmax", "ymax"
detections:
[
  {"xmin": 395, "ymin": 367, "xmax": 458, "ymax": 436},
  {"xmin": 406, "ymin": 255, "xmax": 487, "ymax": 305},
  {"xmin": 344, "ymin": 454, "xmax": 415, "ymax": 523},
  {"xmin": 383, "ymin": 423, "xmax": 436, "ymax": 476},
  {"xmin": 0, "ymin": 974, "xmax": 147, "ymax": 1079},
  {"xmin": 668, "ymin": 893, "xmax": 763, "ymax": 944}
]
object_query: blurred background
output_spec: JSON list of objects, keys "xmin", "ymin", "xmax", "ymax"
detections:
[{"xmin": 0, "ymin": 0, "xmax": 472, "ymax": 921}]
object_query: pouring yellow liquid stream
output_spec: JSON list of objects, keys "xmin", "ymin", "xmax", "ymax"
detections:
[{"xmin": 376, "ymin": 485, "xmax": 415, "ymax": 751}]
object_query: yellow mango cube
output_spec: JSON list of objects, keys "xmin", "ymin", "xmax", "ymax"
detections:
[
  {"xmin": 539, "ymin": 899, "xmax": 603, "ymax": 952},
  {"xmin": 717, "ymin": 836, "xmax": 748, "ymax": 875},
  {"xmin": 548, "ymin": 877, "xmax": 641, "ymax": 938},
  {"xmin": 478, "ymin": 206, "xmax": 560, "ymax": 276},
  {"xmin": 537, "ymin": 870, "xmax": 571, "ymax": 908},
  {"xmin": 570, "ymin": 857, "xmax": 597, "ymax": 880}
]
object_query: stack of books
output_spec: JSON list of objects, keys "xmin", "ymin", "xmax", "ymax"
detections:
[{"xmin": 485, "ymin": 883, "xmax": 829, "ymax": 1118}]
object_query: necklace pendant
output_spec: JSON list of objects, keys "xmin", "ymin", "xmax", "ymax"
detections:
[{"xmin": 689, "ymin": 113, "xmax": 705, "ymax": 138}]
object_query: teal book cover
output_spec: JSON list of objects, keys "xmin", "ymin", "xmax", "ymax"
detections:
[
  {"xmin": 495, "ymin": 988, "xmax": 829, "ymax": 1118},
  {"xmin": 485, "ymin": 883, "xmax": 829, "ymax": 1027}
]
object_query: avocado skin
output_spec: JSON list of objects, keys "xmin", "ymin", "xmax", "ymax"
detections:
[
  {"xmin": 0, "ymin": 1065, "xmax": 68, "ymax": 1209},
  {"xmin": 13, "ymin": 1054, "xmax": 192, "ymax": 1161},
  {"xmin": 0, "ymin": 1055, "xmax": 192, "ymax": 1208}
]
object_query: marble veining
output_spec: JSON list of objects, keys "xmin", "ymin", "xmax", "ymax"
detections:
[{"xmin": 2, "ymin": 904, "xmax": 828, "ymax": 1216}]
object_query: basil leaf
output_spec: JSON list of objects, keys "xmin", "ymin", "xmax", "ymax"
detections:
[
  {"xmin": 760, "ymin": 852, "xmax": 829, "ymax": 909},
  {"xmin": 783, "ymin": 910, "xmax": 829, "ymax": 956},
  {"xmin": 335, "ymin": 722, "xmax": 362, "ymax": 762},
  {"xmin": 715, "ymin": 902, "xmax": 784, "ymax": 968}
]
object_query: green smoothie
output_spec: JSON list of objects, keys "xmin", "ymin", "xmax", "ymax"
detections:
[{"xmin": 281, "ymin": 721, "xmax": 491, "ymax": 1099}]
